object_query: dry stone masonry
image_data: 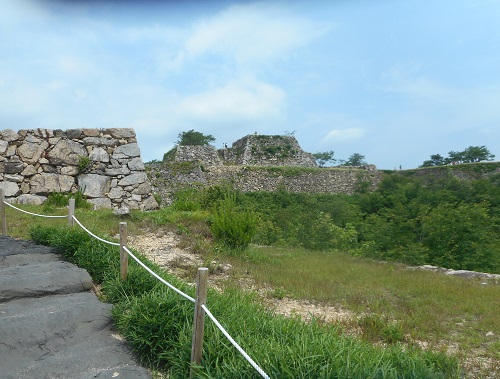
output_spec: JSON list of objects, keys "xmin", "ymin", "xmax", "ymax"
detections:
[
  {"xmin": 0, "ymin": 128, "xmax": 158, "ymax": 210},
  {"xmin": 150, "ymin": 134, "xmax": 381, "ymax": 205}
]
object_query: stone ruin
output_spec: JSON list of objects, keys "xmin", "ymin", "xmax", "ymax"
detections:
[
  {"xmin": 165, "ymin": 134, "xmax": 318, "ymax": 168},
  {"xmin": 151, "ymin": 133, "xmax": 381, "ymax": 205},
  {"xmin": 0, "ymin": 128, "xmax": 158, "ymax": 210}
]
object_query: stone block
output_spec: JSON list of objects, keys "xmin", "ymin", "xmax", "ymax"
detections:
[
  {"xmin": 82, "ymin": 129, "xmax": 101, "ymax": 137},
  {"xmin": 15, "ymin": 194, "xmax": 47, "ymax": 205},
  {"xmin": 48, "ymin": 140, "xmax": 86, "ymax": 165},
  {"xmin": 0, "ymin": 129, "xmax": 20, "ymax": 142},
  {"xmin": 61, "ymin": 166, "xmax": 79, "ymax": 176},
  {"xmin": 0, "ymin": 181, "xmax": 20, "ymax": 196},
  {"xmin": 128, "ymin": 157, "xmax": 145, "ymax": 171},
  {"xmin": 89, "ymin": 147, "xmax": 110, "ymax": 163},
  {"xmin": 113, "ymin": 143, "xmax": 140, "ymax": 158},
  {"xmin": 4, "ymin": 174, "xmax": 23, "ymax": 183},
  {"xmin": 105, "ymin": 167, "xmax": 130, "ymax": 176},
  {"xmin": 4, "ymin": 162, "xmax": 24, "ymax": 174},
  {"xmin": 0, "ymin": 140, "xmax": 8, "ymax": 154},
  {"xmin": 89, "ymin": 197, "xmax": 113, "ymax": 209},
  {"xmin": 132, "ymin": 182, "xmax": 151, "ymax": 195},
  {"xmin": 108, "ymin": 187, "xmax": 124, "ymax": 199},
  {"xmin": 104, "ymin": 128, "xmax": 136, "ymax": 139},
  {"xmin": 17, "ymin": 140, "xmax": 49, "ymax": 164},
  {"xmin": 31, "ymin": 173, "xmax": 74, "ymax": 194},
  {"xmin": 141, "ymin": 195, "xmax": 159, "ymax": 210},
  {"xmin": 5, "ymin": 145, "xmax": 16, "ymax": 157},
  {"xmin": 78, "ymin": 174, "xmax": 111, "ymax": 198},
  {"xmin": 66, "ymin": 129, "xmax": 83, "ymax": 139},
  {"xmin": 118, "ymin": 172, "xmax": 147, "ymax": 186},
  {"xmin": 82, "ymin": 137, "xmax": 118, "ymax": 147}
]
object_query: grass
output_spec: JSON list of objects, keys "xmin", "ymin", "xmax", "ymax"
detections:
[
  {"xmin": 4, "ymin": 203, "xmax": 497, "ymax": 377},
  {"xmin": 226, "ymin": 246, "xmax": 500, "ymax": 375},
  {"xmin": 25, "ymin": 222, "xmax": 460, "ymax": 378}
]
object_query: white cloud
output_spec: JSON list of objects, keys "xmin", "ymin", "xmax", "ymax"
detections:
[
  {"xmin": 185, "ymin": 3, "xmax": 330, "ymax": 64},
  {"xmin": 177, "ymin": 79, "xmax": 285, "ymax": 122}
]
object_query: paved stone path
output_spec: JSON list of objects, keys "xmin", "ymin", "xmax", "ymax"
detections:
[{"xmin": 0, "ymin": 235, "xmax": 151, "ymax": 379}]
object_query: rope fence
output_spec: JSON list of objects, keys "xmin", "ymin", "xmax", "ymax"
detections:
[
  {"xmin": 0, "ymin": 189, "xmax": 270, "ymax": 379},
  {"xmin": 3, "ymin": 201, "xmax": 68, "ymax": 218}
]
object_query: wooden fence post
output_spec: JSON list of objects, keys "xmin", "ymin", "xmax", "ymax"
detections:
[
  {"xmin": 119, "ymin": 222, "xmax": 128, "ymax": 280},
  {"xmin": 190, "ymin": 267, "xmax": 209, "ymax": 377},
  {"xmin": 68, "ymin": 198, "xmax": 75, "ymax": 227},
  {"xmin": 0, "ymin": 188, "xmax": 6, "ymax": 236}
]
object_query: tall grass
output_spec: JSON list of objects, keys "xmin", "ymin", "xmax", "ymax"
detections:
[{"xmin": 30, "ymin": 225, "xmax": 461, "ymax": 378}]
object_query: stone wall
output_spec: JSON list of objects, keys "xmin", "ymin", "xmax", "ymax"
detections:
[
  {"xmin": 147, "ymin": 162, "xmax": 381, "ymax": 205},
  {"xmin": 222, "ymin": 134, "xmax": 317, "ymax": 167},
  {"xmin": 165, "ymin": 134, "xmax": 317, "ymax": 168},
  {"xmin": 0, "ymin": 128, "xmax": 158, "ymax": 210}
]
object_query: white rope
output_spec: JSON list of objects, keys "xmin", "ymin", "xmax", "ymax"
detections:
[
  {"xmin": 123, "ymin": 246, "xmax": 195, "ymax": 303},
  {"xmin": 201, "ymin": 304, "xmax": 270, "ymax": 379},
  {"xmin": 72, "ymin": 215, "xmax": 120, "ymax": 246},
  {"xmin": 3, "ymin": 201, "xmax": 67, "ymax": 218}
]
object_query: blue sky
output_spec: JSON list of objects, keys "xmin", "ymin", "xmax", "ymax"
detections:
[{"xmin": 1, "ymin": 0, "xmax": 499, "ymax": 169}]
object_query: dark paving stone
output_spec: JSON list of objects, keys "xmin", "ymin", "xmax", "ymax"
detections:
[
  {"xmin": 0, "ymin": 235, "xmax": 151, "ymax": 378},
  {"xmin": 0, "ymin": 261, "xmax": 93, "ymax": 302}
]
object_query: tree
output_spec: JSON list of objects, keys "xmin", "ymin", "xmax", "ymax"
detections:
[
  {"xmin": 176, "ymin": 129, "xmax": 215, "ymax": 146},
  {"xmin": 313, "ymin": 150, "xmax": 336, "ymax": 167},
  {"xmin": 461, "ymin": 146, "xmax": 495, "ymax": 163},
  {"xmin": 420, "ymin": 146, "xmax": 495, "ymax": 167},
  {"xmin": 343, "ymin": 153, "xmax": 367, "ymax": 166},
  {"xmin": 421, "ymin": 154, "xmax": 445, "ymax": 167}
]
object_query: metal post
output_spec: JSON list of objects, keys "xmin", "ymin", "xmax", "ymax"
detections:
[
  {"xmin": 119, "ymin": 222, "xmax": 128, "ymax": 280},
  {"xmin": 0, "ymin": 188, "xmax": 6, "ymax": 236},
  {"xmin": 68, "ymin": 198, "xmax": 75, "ymax": 227},
  {"xmin": 191, "ymin": 267, "xmax": 208, "ymax": 377}
]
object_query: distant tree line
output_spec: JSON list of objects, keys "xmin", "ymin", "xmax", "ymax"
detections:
[{"xmin": 420, "ymin": 146, "xmax": 495, "ymax": 167}]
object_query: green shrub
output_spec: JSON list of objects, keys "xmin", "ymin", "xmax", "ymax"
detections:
[
  {"xmin": 77, "ymin": 155, "xmax": 91, "ymax": 173},
  {"xmin": 211, "ymin": 192, "xmax": 257, "ymax": 250},
  {"xmin": 172, "ymin": 188, "xmax": 203, "ymax": 211}
]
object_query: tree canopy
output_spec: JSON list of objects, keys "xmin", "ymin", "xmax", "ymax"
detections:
[
  {"xmin": 176, "ymin": 129, "xmax": 215, "ymax": 146},
  {"xmin": 313, "ymin": 150, "xmax": 335, "ymax": 167},
  {"xmin": 342, "ymin": 153, "xmax": 367, "ymax": 166},
  {"xmin": 421, "ymin": 146, "xmax": 495, "ymax": 167}
]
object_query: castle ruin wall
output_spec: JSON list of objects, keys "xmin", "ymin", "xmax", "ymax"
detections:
[{"xmin": 0, "ymin": 128, "xmax": 158, "ymax": 210}]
